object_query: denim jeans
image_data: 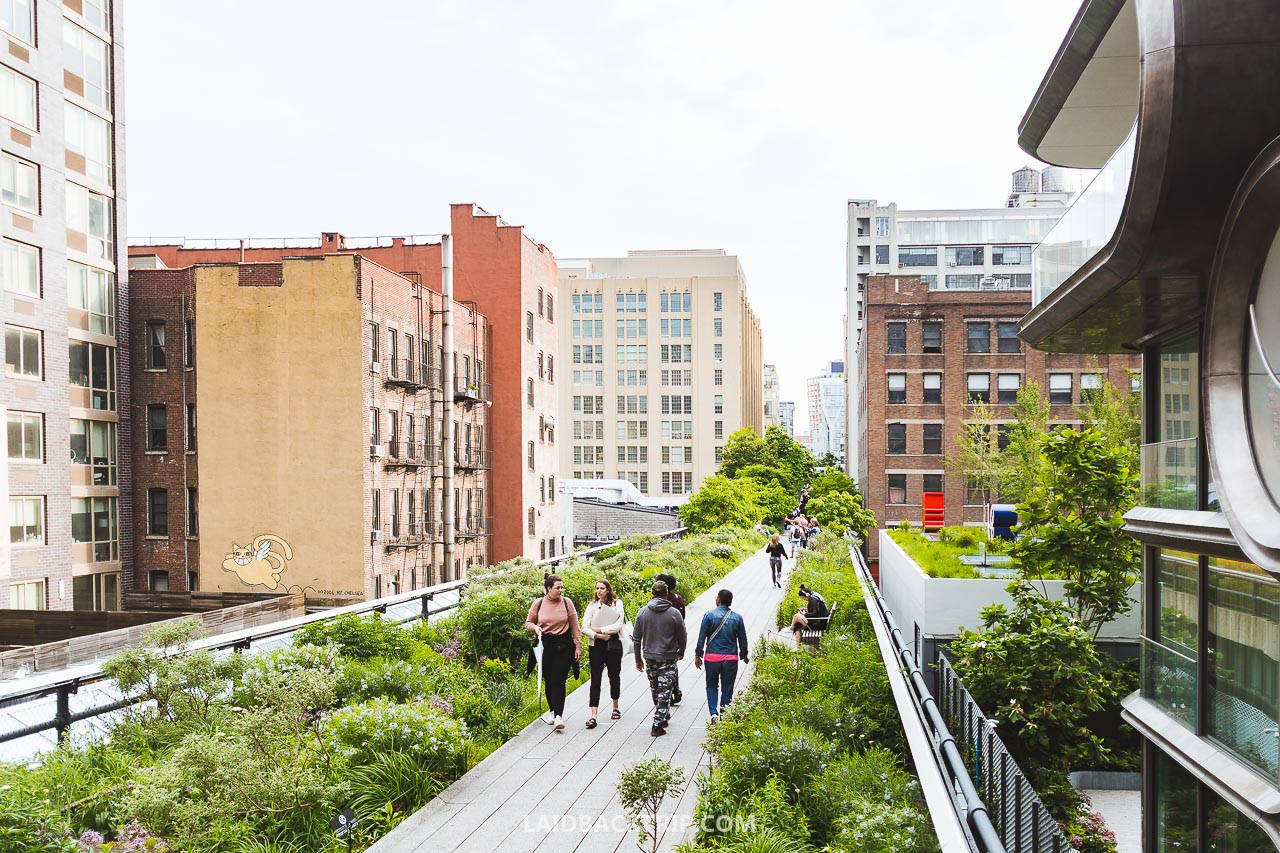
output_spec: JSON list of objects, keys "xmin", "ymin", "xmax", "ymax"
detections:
[{"xmin": 704, "ymin": 658, "xmax": 739, "ymax": 716}]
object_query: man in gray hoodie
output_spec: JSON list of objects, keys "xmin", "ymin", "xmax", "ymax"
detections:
[{"xmin": 633, "ymin": 579, "xmax": 687, "ymax": 736}]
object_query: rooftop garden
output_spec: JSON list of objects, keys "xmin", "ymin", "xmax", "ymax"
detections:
[
  {"xmin": 886, "ymin": 524, "xmax": 1015, "ymax": 579},
  {"xmin": 0, "ymin": 528, "xmax": 759, "ymax": 853}
]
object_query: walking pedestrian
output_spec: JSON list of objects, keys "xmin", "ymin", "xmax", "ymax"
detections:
[
  {"xmin": 633, "ymin": 579, "xmax": 687, "ymax": 737},
  {"xmin": 789, "ymin": 584, "xmax": 830, "ymax": 648},
  {"xmin": 653, "ymin": 573, "xmax": 687, "ymax": 705},
  {"xmin": 789, "ymin": 520, "xmax": 804, "ymax": 552},
  {"xmin": 524, "ymin": 574, "xmax": 581, "ymax": 732},
  {"xmin": 764, "ymin": 533, "xmax": 790, "ymax": 588},
  {"xmin": 581, "ymin": 578, "xmax": 625, "ymax": 729},
  {"xmin": 694, "ymin": 589, "xmax": 750, "ymax": 722}
]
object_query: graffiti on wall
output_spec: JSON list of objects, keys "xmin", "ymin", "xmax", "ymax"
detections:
[{"xmin": 221, "ymin": 534, "xmax": 294, "ymax": 590}]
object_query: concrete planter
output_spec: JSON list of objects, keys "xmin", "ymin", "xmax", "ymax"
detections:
[{"xmin": 877, "ymin": 529, "xmax": 1142, "ymax": 640}]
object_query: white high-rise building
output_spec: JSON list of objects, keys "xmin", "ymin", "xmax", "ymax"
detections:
[
  {"xmin": 806, "ymin": 360, "xmax": 846, "ymax": 462},
  {"xmin": 763, "ymin": 364, "xmax": 780, "ymax": 428},
  {"xmin": 778, "ymin": 401, "xmax": 796, "ymax": 437},
  {"xmin": 844, "ymin": 171, "xmax": 1078, "ymax": 478}
]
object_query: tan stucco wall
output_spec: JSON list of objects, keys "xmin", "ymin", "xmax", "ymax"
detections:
[{"xmin": 195, "ymin": 257, "xmax": 366, "ymax": 602}]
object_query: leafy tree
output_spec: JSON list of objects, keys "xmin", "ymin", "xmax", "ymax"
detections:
[
  {"xmin": 718, "ymin": 428, "xmax": 768, "ymax": 479},
  {"xmin": 808, "ymin": 492, "xmax": 876, "ymax": 540},
  {"xmin": 1012, "ymin": 428, "xmax": 1141, "ymax": 637},
  {"xmin": 808, "ymin": 467, "xmax": 858, "ymax": 500},
  {"xmin": 949, "ymin": 586, "xmax": 1114, "ymax": 780},
  {"xmin": 755, "ymin": 482, "xmax": 797, "ymax": 527},
  {"xmin": 946, "ymin": 401, "xmax": 1001, "ymax": 506},
  {"xmin": 766, "ymin": 426, "xmax": 818, "ymax": 489},
  {"xmin": 736, "ymin": 463, "xmax": 792, "ymax": 492},
  {"xmin": 617, "ymin": 757, "xmax": 686, "ymax": 853},
  {"xmin": 679, "ymin": 476, "xmax": 761, "ymax": 533},
  {"xmin": 1077, "ymin": 365, "xmax": 1141, "ymax": 468},
  {"xmin": 998, "ymin": 381, "xmax": 1052, "ymax": 504}
]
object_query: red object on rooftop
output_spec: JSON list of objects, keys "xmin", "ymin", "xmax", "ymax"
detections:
[{"xmin": 922, "ymin": 492, "xmax": 945, "ymax": 531}]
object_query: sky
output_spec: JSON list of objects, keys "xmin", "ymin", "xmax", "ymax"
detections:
[{"xmin": 126, "ymin": 0, "xmax": 1083, "ymax": 434}]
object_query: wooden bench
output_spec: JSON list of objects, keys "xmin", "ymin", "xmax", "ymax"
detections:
[{"xmin": 798, "ymin": 601, "xmax": 837, "ymax": 648}]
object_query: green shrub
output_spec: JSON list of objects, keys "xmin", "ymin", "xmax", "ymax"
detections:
[
  {"xmin": 886, "ymin": 528, "xmax": 983, "ymax": 579},
  {"xmin": 293, "ymin": 613, "xmax": 411, "ymax": 661},
  {"xmin": 326, "ymin": 698, "xmax": 468, "ymax": 772},
  {"xmin": 458, "ymin": 590, "xmax": 535, "ymax": 664}
]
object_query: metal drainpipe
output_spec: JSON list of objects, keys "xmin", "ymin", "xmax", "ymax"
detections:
[
  {"xmin": 441, "ymin": 235, "xmax": 455, "ymax": 581},
  {"xmin": 179, "ymin": 294, "xmax": 190, "ymax": 590}
]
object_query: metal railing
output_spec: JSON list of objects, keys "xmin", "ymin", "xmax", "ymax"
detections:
[
  {"xmin": 384, "ymin": 359, "xmax": 439, "ymax": 391},
  {"xmin": 0, "ymin": 527, "xmax": 687, "ymax": 752},
  {"xmin": 384, "ymin": 441, "xmax": 438, "ymax": 466},
  {"xmin": 935, "ymin": 655, "xmax": 1075, "ymax": 852},
  {"xmin": 850, "ymin": 542, "xmax": 1007, "ymax": 852},
  {"xmin": 454, "ymin": 447, "xmax": 492, "ymax": 470},
  {"xmin": 454, "ymin": 377, "xmax": 492, "ymax": 404},
  {"xmin": 455, "ymin": 517, "xmax": 493, "ymax": 539}
]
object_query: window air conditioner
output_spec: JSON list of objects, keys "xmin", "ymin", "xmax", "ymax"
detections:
[
  {"xmin": 371, "ymin": 361, "xmax": 381, "ymax": 374},
  {"xmin": 371, "ymin": 444, "xmax": 387, "ymax": 458},
  {"xmin": 370, "ymin": 529, "xmax": 383, "ymax": 542}
]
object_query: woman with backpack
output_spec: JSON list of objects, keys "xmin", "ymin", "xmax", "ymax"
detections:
[
  {"xmin": 764, "ymin": 533, "xmax": 790, "ymax": 588},
  {"xmin": 580, "ymin": 578, "xmax": 626, "ymax": 729},
  {"xmin": 524, "ymin": 574, "xmax": 582, "ymax": 732}
]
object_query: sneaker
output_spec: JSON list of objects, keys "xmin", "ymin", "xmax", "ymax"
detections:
[
  {"xmin": 708, "ymin": 714, "xmax": 719, "ymax": 725},
  {"xmin": 542, "ymin": 712, "xmax": 555, "ymax": 725},
  {"xmin": 650, "ymin": 725, "xmax": 667, "ymax": 737},
  {"xmin": 553, "ymin": 715, "xmax": 565, "ymax": 732},
  {"xmin": 672, "ymin": 691, "xmax": 683, "ymax": 706}
]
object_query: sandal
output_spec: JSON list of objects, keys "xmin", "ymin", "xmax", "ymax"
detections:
[
  {"xmin": 611, "ymin": 709, "xmax": 621, "ymax": 720},
  {"xmin": 585, "ymin": 717, "xmax": 597, "ymax": 729}
]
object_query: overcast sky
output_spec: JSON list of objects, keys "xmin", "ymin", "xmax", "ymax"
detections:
[{"xmin": 126, "ymin": 0, "xmax": 1082, "ymax": 434}]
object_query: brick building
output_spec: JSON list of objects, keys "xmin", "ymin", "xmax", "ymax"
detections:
[
  {"xmin": 127, "ymin": 203, "xmax": 562, "ymax": 563},
  {"xmin": 127, "ymin": 255, "xmax": 489, "ymax": 604},
  {"xmin": 858, "ymin": 273, "xmax": 1137, "ymax": 554},
  {"xmin": 3, "ymin": 0, "xmax": 130, "ymax": 611}
]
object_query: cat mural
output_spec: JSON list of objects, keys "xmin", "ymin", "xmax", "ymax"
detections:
[{"xmin": 221, "ymin": 534, "xmax": 294, "ymax": 589}]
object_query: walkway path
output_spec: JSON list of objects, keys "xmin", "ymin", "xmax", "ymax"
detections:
[{"xmin": 370, "ymin": 548, "xmax": 789, "ymax": 853}]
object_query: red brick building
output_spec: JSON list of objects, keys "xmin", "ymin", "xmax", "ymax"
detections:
[
  {"xmin": 127, "ymin": 255, "xmax": 490, "ymax": 602},
  {"xmin": 858, "ymin": 274, "xmax": 1138, "ymax": 555},
  {"xmin": 128, "ymin": 203, "xmax": 562, "ymax": 565}
]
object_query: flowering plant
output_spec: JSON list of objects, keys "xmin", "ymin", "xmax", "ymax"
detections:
[{"xmin": 324, "ymin": 698, "xmax": 467, "ymax": 772}]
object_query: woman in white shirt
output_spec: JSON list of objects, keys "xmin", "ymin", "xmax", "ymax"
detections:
[{"xmin": 581, "ymin": 578, "xmax": 626, "ymax": 728}]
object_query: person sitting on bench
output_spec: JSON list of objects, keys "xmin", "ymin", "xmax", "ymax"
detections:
[{"xmin": 789, "ymin": 584, "xmax": 829, "ymax": 647}]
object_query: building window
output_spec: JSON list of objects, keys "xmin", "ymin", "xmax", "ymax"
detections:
[
  {"xmin": 1080, "ymin": 372, "xmax": 1103, "ymax": 403},
  {"xmin": 9, "ymin": 495, "xmax": 42, "ymax": 544},
  {"xmin": 65, "ymin": 183, "xmax": 114, "ymax": 260},
  {"xmin": 9, "ymin": 580, "xmax": 44, "ymax": 610},
  {"xmin": 146, "ymin": 404, "xmax": 167, "ymax": 451},
  {"xmin": 715, "ymin": 421, "xmax": 724, "ymax": 440},
  {"xmin": 887, "ymin": 373, "xmax": 906, "ymax": 404},
  {"xmin": 875, "ymin": 216, "xmax": 890, "ymax": 237},
  {"xmin": 72, "ymin": 571, "xmax": 119, "ymax": 611},
  {"xmin": 69, "ymin": 263, "xmax": 115, "ymax": 335},
  {"xmin": 0, "ymin": 63, "xmax": 36, "ymax": 129},
  {"xmin": 887, "ymin": 322, "xmax": 906, "ymax": 354},
  {"xmin": 714, "ymin": 343, "xmax": 722, "ymax": 359},
  {"xmin": 875, "ymin": 244, "xmax": 889, "ymax": 264},
  {"xmin": 149, "ymin": 571, "xmax": 169, "ymax": 592},
  {"xmin": 887, "ymin": 423, "xmax": 906, "ymax": 455},
  {"xmin": 966, "ymin": 321, "xmax": 990, "ymax": 353},
  {"xmin": 887, "ymin": 474, "xmax": 907, "ymax": 505},
  {"xmin": 991, "ymin": 245, "xmax": 1032, "ymax": 265},
  {"xmin": 147, "ymin": 489, "xmax": 168, "ymax": 536},
  {"xmin": 369, "ymin": 322, "xmax": 380, "ymax": 369},
  {"xmin": 389, "ymin": 489, "xmax": 400, "ymax": 537},
  {"xmin": 713, "ymin": 291, "xmax": 723, "ymax": 311},
  {"xmin": 945, "ymin": 246, "xmax": 984, "ymax": 266},
  {"xmin": 528, "ymin": 440, "xmax": 535, "ymax": 471},
  {"xmin": 898, "ymin": 246, "xmax": 936, "ymax": 267},
  {"xmin": 1048, "ymin": 373, "xmax": 1073, "ymax": 405},
  {"xmin": 997, "ymin": 322, "xmax": 1021, "ymax": 353},
  {"xmin": 528, "ymin": 507, "xmax": 535, "ymax": 535},
  {"xmin": 713, "ymin": 318, "xmax": 723, "ymax": 337},
  {"xmin": 387, "ymin": 330, "xmax": 399, "ymax": 377},
  {"xmin": 146, "ymin": 320, "xmax": 166, "ymax": 369},
  {"xmin": 388, "ymin": 412, "xmax": 399, "ymax": 457},
  {"xmin": 63, "ymin": 19, "xmax": 111, "ymax": 110},
  {"xmin": 923, "ymin": 373, "xmax": 942, "ymax": 404},
  {"xmin": 997, "ymin": 373, "xmax": 1021, "ymax": 404},
  {"xmin": 923, "ymin": 473, "xmax": 942, "ymax": 493},
  {"xmin": 922, "ymin": 321, "xmax": 942, "ymax": 353},
  {"xmin": 6, "ymin": 411, "xmax": 40, "ymax": 461},
  {"xmin": 996, "ymin": 424, "xmax": 1012, "ymax": 451},
  {"xmin": 69, "ymin": 341, "xmax": 116, "ymax": 410},
  {"xmin": 185, "ymin": 403, "xmax": 196, "ymax": 451},
  {"xmin": 65, "ymin": 101, "xmax": 114, "ymax": 186},
  {"xmin": 527, "ymin": 377, "xmax": 534, "ymax": 407},
  {"xmin": 5, "ymin": 324, "xmax": 40, "ymax": 379},
  {"xmin": 0, "ymin": 0, "xmax": 34, "ymax": 44},
  {"xmin": 1, "ymin": 238, "xmax": 38, "ymax": 295},
  {"xmin": 70, "ymin": 418, "xmax": 115, "ymax": 484},
  {"xmin": 1147, "ymin": 549, "xmax": 1198, "ymax": 726},
  {"xmin": 526, "ymin": 311, "xmax": 534, "ymax": 342},
  {"xmin": 545, "ymin": 294, "xmax": 553, "ymax": 321},
  {"xmin": 537, "ymin": 287, "xmax": 544, "ymax": 317},
  {"xmin": 714, "ymin": 369, "xmax": 723, "ymax": 386},
  {"xmin": 923, "ymin": 423, "xmax": 942, "ymax": 455},
  {"xmin": 714, "ymin": 395, "xmax": 723, "ymax": 414},
  {"xmin": 371, "ymin": 490, "xmax": 381, "ymax": 531},
  {"xmin": 71, "ymin": 495, "xmax": 117, "ymax": 561},
  {"xmin": 967, "ymin": 373, "xmax": 990, "ymax": 404}
]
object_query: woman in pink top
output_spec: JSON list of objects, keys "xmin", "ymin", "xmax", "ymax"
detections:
[{"xmin": 524, "ymin": 574, "xmax": 581, "ymax": 732}]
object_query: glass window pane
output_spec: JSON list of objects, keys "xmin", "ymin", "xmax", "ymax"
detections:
[
  {"xmin": 1154, "ymin": 750, "xmax": 1199, "ymax": 851},
  {"xmin": 1145, "ymin": 549, "xmax": 1199, "ymax": 727}
]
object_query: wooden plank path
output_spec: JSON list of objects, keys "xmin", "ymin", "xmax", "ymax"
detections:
[{"xmin": 370, "ymin": 548, "xmax": 790, "ymax": 853}]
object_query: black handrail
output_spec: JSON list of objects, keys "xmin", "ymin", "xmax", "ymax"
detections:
[
  {"xmin": 0, "ymin": 527, "xmax": 687, "ymax": 746},
  {"xmin": 849, "ymin": 541, "xmax": 1007, "ymax": 853}
]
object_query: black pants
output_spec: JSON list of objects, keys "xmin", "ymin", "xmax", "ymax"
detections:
[
  {"xmin": 770, "ymin": 556, "xmax": 783, "ymax": 586},
  {"xmin": 588, "ymin": 638, "xmax": 623, "ymax": 706},
  {"xmin": 542, "ymin": 633, "xmax": 574, "ymax": 717}
]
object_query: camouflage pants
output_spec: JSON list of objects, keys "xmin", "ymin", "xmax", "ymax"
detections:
[{"xmin": 646, "ymin": 659, "xmax": 678, "ymax": 728}]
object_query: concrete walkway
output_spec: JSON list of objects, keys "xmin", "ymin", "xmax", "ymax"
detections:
[{"xmin": 370, "ymin": 548, "xmax": 789, "ymax": 853}]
